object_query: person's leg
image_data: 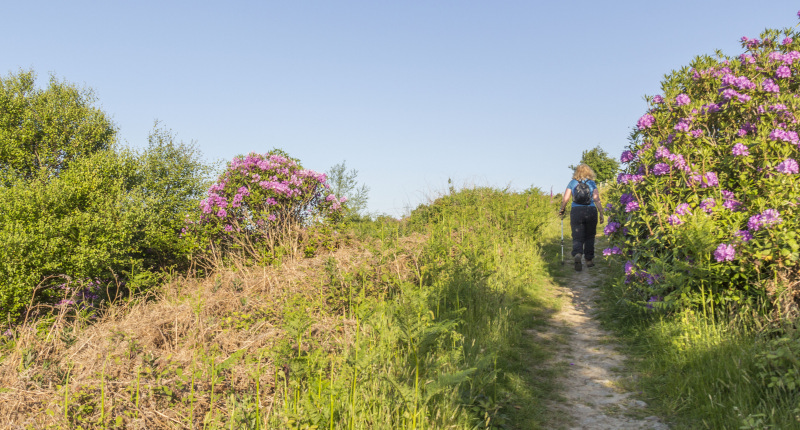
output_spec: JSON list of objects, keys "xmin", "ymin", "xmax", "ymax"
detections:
[
  {"xmin": 570, "ymin": 208, "xmax": 585, "ymax": 258},
  {"xmin": 571, "ymin": 207, "xmax": 587, "ymax": 271},
  {"xmin": 583, "ymin": 207, "xmax": 599, "ymax": 263}
]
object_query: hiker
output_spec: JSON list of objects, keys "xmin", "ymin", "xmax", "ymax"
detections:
[{"xmin": 558, "ymin": 164, "xmax": 605, "ymax": 271}]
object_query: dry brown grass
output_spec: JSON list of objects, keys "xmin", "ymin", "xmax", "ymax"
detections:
[{"xmin": 0, "ymin": 233, "xmax": 425, "ymax": 429}]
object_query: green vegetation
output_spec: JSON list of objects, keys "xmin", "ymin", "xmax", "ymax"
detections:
[
  {"xmin": 596, "ymin": 14, "xmax": 800, "ymax": 429},
  {"xmin": 568, "ymin": 146, "xmax": 620, "ymax": 183},
  {"xmin": 0, "ymin": 69, "xmax": 212, "ymax": 319},
  {"xmin": 0, "ymin": 186, "xmax": 565, "ymax": 429}
]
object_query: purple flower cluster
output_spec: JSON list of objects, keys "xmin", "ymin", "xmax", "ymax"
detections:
[
  {"xmin": 674, "ymin": 118, "xmax": 691, "ymax": 132},
  {"xmin": 653, "ymin": 163, "xmax": 671, "ymax": 176},
  {"xmin": 625, "ymin": 200, "xmax": 640, "ymax": 212},
  {"xmin": 722, "ymin": 190, "xmax": 742, "ymax": 211},
  {"xmin": 713, "ymin": 244, "xmax": 736, "ymax": 262},
  {"xmin": 602, "ymin": 246, "xmax": 622, "ymax": 256},
  {"xmin": 748, "ymin": 209, "xmax": 782, "ymax": 231},
  {"xmin": 675, "ymin": 94, "xmax": 691, "ymax": 106},
  {"xmin": 721, "ymin": 74, "xmax": 756, "ymax": 91},
  {"xmin": 699, "ymin": 198, "xmax": 716, "ymax": 213},
  {"xmin": 667, "ymin": 215, "xmax": 683, "ymax": 226},
  {"xmin": 700, "ymin": 171, "xmax": 719, "ymax": 188},
  {"xmin": 604, "ymin": 221, "xmax": 621, "ymax": 236},
  {"xmin": 731, "ymin": 143, "xmax": 750, "ymax": 156},
  {"xmin": 675, "ymin": 203, "xmax": 692, "ymax": 215},
  {"xmin": 762, "ymin": 78, "xmax": 780, "ymax": 93},
  {"xmin": 769, "ymin": 129, "xmax": 800, "ymax": 144},
  {"xmin": 620, "ymin": 150, "xmax": 636, "ymax": 163},
  {"xmin": 720, "ymin": 88, "xmax": 752, "ymax": 102},
  {"xmin": 617, "ymin": 173, "xmax": 644, "ymax": 184},
  {"xmin": 735, "ymin": 230, "xmax": 753, "ymax": 242},
  {"xmin": 653, "ymin": 95, "xmax": 664, "ymax": 104},
  {"xmin": 637, "ymin": 114, "xmax": 656, "ymax": 130},
  {"xmin": 777, "ymin": 65, "xmax": 792, "ymax": 78},
  {"xmin": 776, "ymin": 158, "xmax": 800, "ymax": 174}
]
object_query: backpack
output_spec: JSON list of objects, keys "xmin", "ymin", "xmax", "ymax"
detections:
[{"xmin": 573, "ymin": 180, "xmax": 592, "ymax": 205}]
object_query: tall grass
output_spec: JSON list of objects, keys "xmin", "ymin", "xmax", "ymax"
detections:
[
  {"xmin": 598, "ymin": 263, "xmax": 800, "ymax": 429},
  {"xmin": 0, "ymin": 186, "xmax": 564, "ymax": 429}
]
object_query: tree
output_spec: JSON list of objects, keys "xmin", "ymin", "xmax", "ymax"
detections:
[
  {"xmin": 569, "ymin": 145, "xmax": 620, "ymax": 183},
  {"xmin": 0, "ymin": 70, "xmax": 116, "ymax": 181},
  {"xmin": 326, "ymin": 160, "xmax": 370, "ymax": 217},
  {"xmin": 0, "ymin": 70, "xmax": 215, "ymax": 320}
]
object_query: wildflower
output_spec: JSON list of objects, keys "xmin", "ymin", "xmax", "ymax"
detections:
[
  {"xmin": 776, "ymin": 158, "xmax": 799, "ymax": 174},
  {"xmin": 653, "ymin": 163, "xmax": 670, "ymax": 176},
  {"xmin": 675, "ymin": 203, "xmax": 691, "ymax": 215},
  {"xmin": 637, "ymin": 114, "xmax": 655, "ymax": 129},
  {"xmin": 675, "ymin": 94, "xmax": 691, "ymax": 106},
  {"xmin": 777, "ymin": 65, "xmax": 792, "ymax": 78},
  {"xmin": 731, "ymin": 143, "xmax": 749, "ymax": 156},
  {"xmin": 714, "ymin": 244, "xmax": 735, "ymax": 262}
]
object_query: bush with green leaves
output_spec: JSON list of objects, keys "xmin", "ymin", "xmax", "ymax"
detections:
[
  {"xmin": 605, "ymin": 13, "xmax": 800, "ymax": 312},
  {"xmin": 0, "ymin": 70, "xmax": 213, "ymax": 321},
  {"xmin": 183, "ymin": 151, "xmax": 345, "ymax": 261}
]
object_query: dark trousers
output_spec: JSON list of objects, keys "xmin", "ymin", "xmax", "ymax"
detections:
[{"xmin": 570, "ymin": 206, "xmax": 598, "ymax": 261}]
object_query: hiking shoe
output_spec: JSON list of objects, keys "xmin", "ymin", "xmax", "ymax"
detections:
[
  {"xmin": 574, "ymin": 254, "xmax": 582, "ymax": 271},
  {"xmin": 586, "ymin": 260, "xmax": 595, "ymax": 268}
]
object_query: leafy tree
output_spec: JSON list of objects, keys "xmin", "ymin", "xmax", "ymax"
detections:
[
  {"xmin": 326, "ymin": 160, "xmax": 370, "ymax": 217},
  {"xmin": 0, "ymin": 70, "xmax": 116, "ymax": 181},
  {"xmin": 0, "ymin": 70, "xmax": 214, "ymax": 321},
  {"xmin": 569, "ymin": 145, "xmax": 620, "ymax": 183}
]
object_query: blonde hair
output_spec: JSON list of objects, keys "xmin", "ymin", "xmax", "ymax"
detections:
[{"xmin": 572, "ymin": 164, "xmax": 597, "ymax": 181}]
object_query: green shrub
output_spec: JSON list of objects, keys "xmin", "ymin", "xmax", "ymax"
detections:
[
  {"xmin": 0, "ymin": 71, "xmax": 213, "ymax": 321},
  {"xmin": 605, "ymin": 15, "xmax": 800, "ymax": 312},
  {"xmin": 182, "ymin": 150, "xmax": 345, "ymax": 262}
]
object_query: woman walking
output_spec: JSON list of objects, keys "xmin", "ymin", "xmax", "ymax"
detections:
[{"xmin": 558, "ymin": 164, "xmax": 605, "ymax": 271}]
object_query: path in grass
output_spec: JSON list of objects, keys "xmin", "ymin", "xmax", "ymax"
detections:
[{"xmin": 534, "ymin": 263, "xmax": 669, "ymax": 430}]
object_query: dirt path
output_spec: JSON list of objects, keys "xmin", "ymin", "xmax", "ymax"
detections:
[{"xmin": 536, "ymin": 266, "xmax": 669, "ymax": 430}]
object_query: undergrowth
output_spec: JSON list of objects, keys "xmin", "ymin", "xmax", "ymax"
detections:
[
  {"xmin": 0, "ymin": 186, "xmax": 563, "ymax": 429},
  {"xmin": 598, "ymin": 263, "xmax": 800, "ymax": 429}
]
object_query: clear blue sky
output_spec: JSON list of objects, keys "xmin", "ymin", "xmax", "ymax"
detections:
[{"xmin": 3, "ymin": 1, "xmax": 799, "ymax": 216}]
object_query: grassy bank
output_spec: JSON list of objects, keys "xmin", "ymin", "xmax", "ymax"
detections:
[
  {"xmin": 0, "ymin": 187, "xmax": 565, "ymax": 429},
  {"xmin": 598, "ymin": 263, "xmax": 800, "ymax": 429}
]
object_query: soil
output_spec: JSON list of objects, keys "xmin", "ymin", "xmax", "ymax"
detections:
[{"xmin": 534, "ymin": 264, "xmax": 670, "ymax": 430}]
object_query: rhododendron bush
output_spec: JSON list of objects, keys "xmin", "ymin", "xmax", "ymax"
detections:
[
  {"xmin": 182, "ymin": 151, "xmax": 345, "ymax": 260},
  {"xmin": 606, "ymin": 17, "xmax": 800, "ymax": 311}
]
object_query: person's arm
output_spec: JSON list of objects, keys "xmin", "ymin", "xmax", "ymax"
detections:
[
  {"xmin": 593, "ymin": 188, "xmax": 605, "ymax": 224},
  {"xmin": 559, "ymin": 188, "xmax": 572, "ymax": 218}
]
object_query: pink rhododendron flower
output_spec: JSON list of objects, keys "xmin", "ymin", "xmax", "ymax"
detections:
[{"xmin": 776, "ymin": 158, "xmax": 800, "ymax": 174}]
